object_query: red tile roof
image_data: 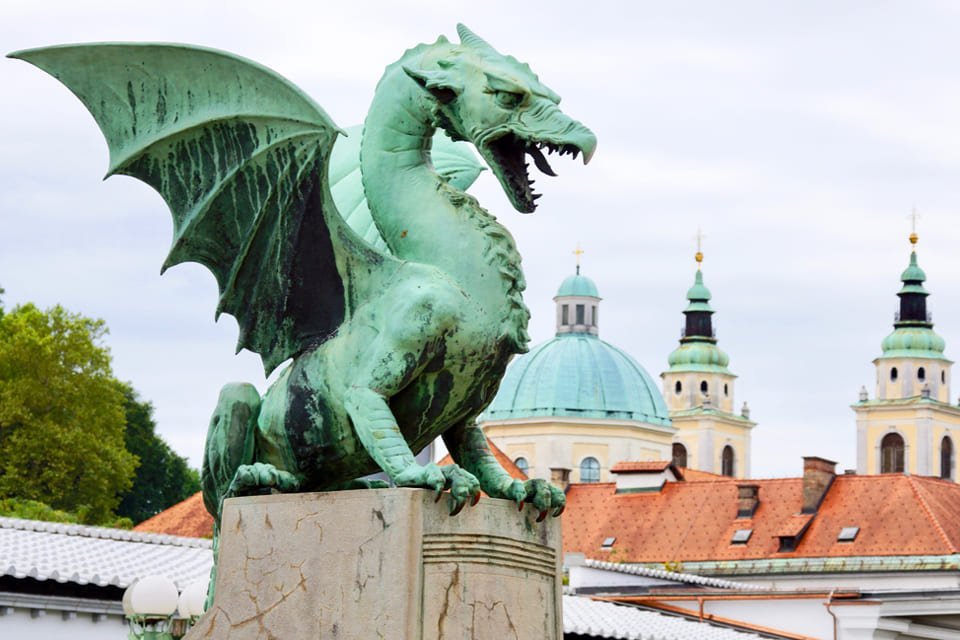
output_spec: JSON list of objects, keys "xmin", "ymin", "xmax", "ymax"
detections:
[
  {"xmin": 563, "ymin": 473, "xmax": 960, "ymax": 562},
  {"xmin": 678, "ymin": 467, "xmax": 730, "ymax": 482},
  {"xmin": 134, "ymin": 491, "xmax": 213, "ymax": 539}
]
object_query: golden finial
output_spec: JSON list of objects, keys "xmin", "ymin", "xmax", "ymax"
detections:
[
  {"xmin": 694, "ymin": 228, "xmax": 705, "ymax": 270},
  {"xmin": 573, "ymin": 243, "xmax": 585, "ymax": 274},
  {"xmin": 909, "ymin": 207, "xmax": 919, "ymax": 246}
]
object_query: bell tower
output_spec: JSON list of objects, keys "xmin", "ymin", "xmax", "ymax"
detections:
[
  {"xmin": 854, "ymin": 226, "xmax": 960, "ymax": 479},
  {"xmin": 660, "ymin": 240, "xmax": 754, "ymax": 478}
]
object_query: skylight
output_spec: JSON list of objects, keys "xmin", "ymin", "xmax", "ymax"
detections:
[
  {"xmin": 601, "ymin": 537, "xmax": 616, "ymax": 549},
  {"xmin": 731, "ymin": 529, "xmax": 752, "ymax": 544},
  {"xmin": 838, "ymin": 526, "xmax": 860, "ymax": 542}
]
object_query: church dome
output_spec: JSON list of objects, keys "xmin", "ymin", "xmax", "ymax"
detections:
[
  {"xmin": 881, "ymin": 327, "xmax": 946, "ymax": 359},
  {"xmin": 556, "ymin": 273, "xmax": 599, "ymax": 298},
  {"xmin": 481, "ymin": 333, "xmax": 671, "ymax": 425},
  {"xmin": 667, "ymin": 342, "xmax": 731, "ymax": 371}
]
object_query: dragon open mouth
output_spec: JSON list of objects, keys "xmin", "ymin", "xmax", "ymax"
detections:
[{"xmin": 484, "ymin": 132, "xmax": 588, "ymax": 213}]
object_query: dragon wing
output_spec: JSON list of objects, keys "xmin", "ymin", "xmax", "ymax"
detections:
[{"xmin": 11, "ymin": 43, "xmax": 398, "ymax": 374}]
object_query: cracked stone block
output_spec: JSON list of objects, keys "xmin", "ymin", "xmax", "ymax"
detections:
[{"xmin": 185, "ymin": 488, "xmax": 561, "ymax": 639}]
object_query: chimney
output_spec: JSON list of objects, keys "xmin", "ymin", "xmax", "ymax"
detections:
[
  {"xmin": 737, "ymin": 484, "xmax": 760, "ymax": 518},
  {"xmin": 550, "ymin": 467, "xmax": 571, "ymax": 491},
  {"xmin": 801, "ymin": 456, "xmax": 836, "ymax": 514}
]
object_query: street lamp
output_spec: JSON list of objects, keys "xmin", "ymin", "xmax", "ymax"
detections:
[
  {"xmin": 123, "ymin": 576, "xmax": 178, "ymax": 639},
  {"xmin": 123, "ymin": 576, "xmax": 207, "ymax": 640}
]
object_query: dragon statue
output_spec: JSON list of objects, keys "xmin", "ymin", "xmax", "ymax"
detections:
[{"xmin": 12, "ymin": 24, "xmax": 595, "ymax": 554}]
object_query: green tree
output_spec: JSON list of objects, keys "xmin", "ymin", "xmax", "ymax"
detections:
[
  {"xmin": 116, "ymin": 386, "xmax": 201, "ymax": 523},
  {"xmin": 0, "ymin": 304, "xmax": 137, "ymax": 523}
]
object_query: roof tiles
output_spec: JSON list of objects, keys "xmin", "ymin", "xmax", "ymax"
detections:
[
  {"xmin": 563, "ymin": 473, "xmax": 960, "ymax": 563},
  {"xmin": 0, "ymin": 517, "xmax": 211, "ymax": 589}
]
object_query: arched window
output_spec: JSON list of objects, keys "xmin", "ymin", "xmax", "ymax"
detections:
[
  {"xmin": 918, "ymin": 367, "xmax": 926, "ymax": 382},
  {"xmin": 672, "ymin": 443, "xmax": 687, "ymax": 468},
  {"xmin": 942, "ymin": 370, "xmax": 947, "ymax": 384},
  {"xmin": 675, "ymin": 380, "xmax": 682, "ymax": 395},
  {"xmin": 880, "ymin": 432, "xmax": 905, "ymax": 473},
  {"xmin": 891, "ymin": 367, "xmax": 898, "ymax": 382},
  {"xmin": 723, "ymin": 383, "xmax": 729, "ymax": 397},
  {"xmin": 721, "ymin": 446, "xmax": 735, "ymax": 477},
  {"xmin": 514, "ymin": 457, "xmax": 529, "ymax": 476},
  {"xmin": 941, "ymin": 437, "xmax": 953, "ymax": 480},
  {"xmin": 580, "ymin": 457, "xmax": 600, "ymax": 483},
  {"xmin": 700, "ymin": 380, "xmax": 709, "ymax": 395}
]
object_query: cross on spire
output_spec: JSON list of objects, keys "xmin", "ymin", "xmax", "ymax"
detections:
[
  {"xmin": 573, "ymin": 244, "xmax": 585, "ymax": 274},
  {"xmin": 908, "ymin": 208, "xmax": 920, "ymax": 246},
  {"xmin": 694, "ymin": 228, "xmax": 705, "ymax": 269}
]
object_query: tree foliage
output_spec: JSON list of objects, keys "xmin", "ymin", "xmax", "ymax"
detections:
[
  {"xmin": 0, "ymin": 304, "xmax": 137, "ymax": 523},
  {"xmin": 116, "ymin": 386, "xmax": 201, "ymax": 523}
]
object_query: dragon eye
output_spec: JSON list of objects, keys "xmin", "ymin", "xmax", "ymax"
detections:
[{"xmin": 494, "ymin": 90, "xmax": 523, "ymax": 109}]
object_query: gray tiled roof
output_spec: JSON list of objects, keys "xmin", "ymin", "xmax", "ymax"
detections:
[
  {"xmin": 0, "ymin": 517, "xmax": 212, "ymax": 590},
  {"xmin": 563, "ymin": 595, "xmax": 768, "ymax": 640}
]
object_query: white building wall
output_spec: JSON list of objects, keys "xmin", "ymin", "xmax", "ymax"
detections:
[{"xmin": 0, "ymin": 608, "xmax": 127, "ymax": 639}]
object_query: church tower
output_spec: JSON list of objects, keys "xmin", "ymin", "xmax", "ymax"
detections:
[
  {"xmin": 660, "ymin": 247, "xmax": 755, "ymax": 477},
  {"xmin": 854, "ymin": 230, "xmax": 960, "ymax": 478}
]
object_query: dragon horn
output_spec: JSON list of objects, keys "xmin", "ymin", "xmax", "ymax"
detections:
[{"xmin": 456, "ymin": 24, "xmax": 499, "ymax": 56}]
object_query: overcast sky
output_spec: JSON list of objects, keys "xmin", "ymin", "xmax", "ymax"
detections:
[{"xmin": 4, "ymin": 1, "xmax": 960, "ymax": 478}]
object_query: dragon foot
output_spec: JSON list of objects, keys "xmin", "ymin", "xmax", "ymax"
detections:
[
  {"xmin": 393, "ymin": 462, "xmax": 481, "ymax": 516},
  {"xmin": 500, "ymin": 478, "xmax": 565, "ymax": 522},
  {"xmin": 226, "ymin": 462, "xmax": 300, "ymax": 499}
]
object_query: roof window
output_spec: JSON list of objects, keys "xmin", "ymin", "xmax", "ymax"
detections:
[
  {"xmin": 837, "ymin": 526, "xmax": 859, "ymax": 542},
  {"xmin": 601, "ymin": 537, "xmax": 616, "ymax": 550},
  {"xmin": 731, "ymin": 529, "xmax": 752, "ymax": 545}
]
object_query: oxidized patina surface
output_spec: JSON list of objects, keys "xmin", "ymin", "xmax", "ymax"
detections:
[{"xmin": 11, "ymin": 25, "xmax": 595, "ymax": 569}]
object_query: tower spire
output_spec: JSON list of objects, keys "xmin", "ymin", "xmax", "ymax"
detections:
[{"xmin": 895, "ymin": 220, "xmax": 931, "ymax": 330}]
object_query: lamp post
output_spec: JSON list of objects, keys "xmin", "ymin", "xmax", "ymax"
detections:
[{"xmin": 123, "ymin": 576, "xmax": 208, "ymax": 640}]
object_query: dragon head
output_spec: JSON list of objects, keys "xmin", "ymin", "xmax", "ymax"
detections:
[{"xmin": 404, "ymin": 24, "xmax": 597, "ymax": 213}]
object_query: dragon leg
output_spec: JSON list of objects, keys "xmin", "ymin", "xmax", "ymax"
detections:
[
  {"xmin": 443, "ymin": 423, "xmax": 565, "ymax": 522},
  {"xmin": 340, "ymin": 281, "xmax": 481, "ymax": 510},
  {"xmin": 201, "ymin": 382, "xmax": 301, "ymax": 610},
  {"xmin": 344, "ymin": 386, "xmax": 478, "ymax": 509}
]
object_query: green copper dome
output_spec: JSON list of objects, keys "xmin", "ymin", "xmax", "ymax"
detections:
[
  {"xmin": 900, "ymin": 251, "xmax": 926, "ymax": 285},
  {"xmin": 481, "ymin": 333, "xmax": 672, "ymax": 425},
  {"xmin": 556, "ymin": 271, "xmax": 600, "ymax": 298},
  {"xmin": 685, "ymin": 270, "xmax": 712, "ymax": 311},
  {"xmin": 667, "ymin": 342, "xmax": 731, "ymax": 372},
  {"xmin": 880, "ymin": 327, "xmax": 946, "ymax": 359}
]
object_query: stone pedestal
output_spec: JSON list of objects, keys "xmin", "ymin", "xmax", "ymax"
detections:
[{"xmin": 185, "ymin": 489, "xmax": 561, "ymax": 639}]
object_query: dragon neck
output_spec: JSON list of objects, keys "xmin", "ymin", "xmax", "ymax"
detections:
[{"xmin": 360, "ymin": 61, "xmax": 530, "ymax": 352}]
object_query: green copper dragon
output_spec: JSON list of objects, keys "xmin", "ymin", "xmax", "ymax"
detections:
[{"xmin": 11, "ymin": 25, "xmax": 595, "ymax": 533}]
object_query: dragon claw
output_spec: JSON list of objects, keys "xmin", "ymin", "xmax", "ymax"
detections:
[
  {"xmin": 449, "ymin": 496, "xmax": 467, "ymax": 516},
  {"xmin": 553, "ymin": 504, "xmax": 565, "ymax": 517},
  {"xmin": 471, "ymin": 493, "xmax": 481, "ymax": 507},
  {"xmin": 536, "ymin": 509, "xmax": 548, "ymax": 523}
]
